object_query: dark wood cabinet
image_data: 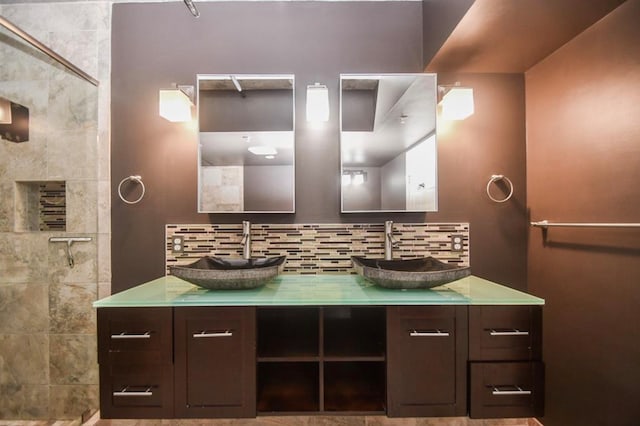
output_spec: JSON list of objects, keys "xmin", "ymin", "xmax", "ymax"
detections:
[
  {"xmin": 97, "ymin": 307, "xmax": 174, "ymax": 419},
  {"xmin": 468, "ymin": 305, "xmax": 544, "ymax": 419},
  {"xmin": 386, "ymin": 306, "xmax": 468, "ymax": 417},
  {"xmin": 97, "ymin": 302, "xmax": 543, "ymax": 420},
  {"xmin": 174, "ymin": 306, "xmax": 256, "ymax": 418}
]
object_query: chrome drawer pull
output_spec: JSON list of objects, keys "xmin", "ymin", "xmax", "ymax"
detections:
[
  {"xmin": 489, "ymin": 329, "xmax": 529, "ymax": 336},
  {"xmin": 110, "ymin": 331, "xmax": 151, "ymax": 339},
  {"xmin": 409, "ymin": 329, "xmax": 450, "ymax": 337},
  {"xmin": 113, "ymin": 386, "xmax": 153, "ymax": 397},
  {"xmin": 492, "ymin": 386, "xmax": 532, "ymax": 396},
  {"xmin": 193, "ymin": 330, "xmax": 233, "ymax": 338}
]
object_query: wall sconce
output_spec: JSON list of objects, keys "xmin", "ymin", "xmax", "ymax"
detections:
[
  {"xmin": 342, "ymin": 170, "xmax": 367, "ymax": 186},
  {"xmin": 306, "ymin": 83, "xmax": 329, "ymax": 122},
  {"xmin": 439, "ymin": 84, "xmax": 474, "ymax": 121},
  {"xmin": 159, "ymin": 85, "xmax": 194, "ymax": 122},
  {"xmin": 0, "ymin": 97, "xmax": 12, "ymax": 124}
]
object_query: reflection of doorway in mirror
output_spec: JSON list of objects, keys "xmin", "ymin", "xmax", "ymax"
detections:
[
  {"xmin": 406, "ymin": 135, "xmax": 437, "ymax": 211},
  {"xmin": 200, "ymin": 166, "xmax": 244, "ymax": 212}
]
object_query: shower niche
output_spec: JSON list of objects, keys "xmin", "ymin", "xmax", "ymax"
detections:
[{"xmin": 15, "ymin": 181, "xmax": 66, "ymax": 232}]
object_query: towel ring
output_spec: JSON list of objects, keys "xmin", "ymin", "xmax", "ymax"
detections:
[
  {"xmin": 118, "ymin": 175, "xmax": 145, "ymax": 205},
  {"xmin": 486, "ymin": 174, "xmax": 513, "ymax": 203}
]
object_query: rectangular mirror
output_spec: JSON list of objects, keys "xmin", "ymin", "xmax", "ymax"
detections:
[
  {"xmin": 197, "ymin": 74, "xmax": 295, "ymax": 213},
  {"xmin": 340, "ymin": 74, "xmax": 438, "ymax": 212}
]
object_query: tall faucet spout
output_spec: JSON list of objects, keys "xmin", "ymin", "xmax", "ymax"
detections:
[
  {"xmin": 384, "ymin": 220, "xmax": 398, "ymax": 260},
  {"xmin": 242, "ymin": 221, "xmax": 251, "ymax": 260}
]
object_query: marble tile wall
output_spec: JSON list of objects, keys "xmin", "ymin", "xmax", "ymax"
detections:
[
  {"xmin": 0, "ymin": 1, "xmax": 111, "ymax": 421},
  {"xmin": 166, "ymin": 223, "xmax": 470, "ymax": 273}
]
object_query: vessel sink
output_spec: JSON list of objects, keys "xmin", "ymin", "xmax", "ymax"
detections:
[
  {"xmin": 351, "ymin": 256, "xmax": 470, "ymax": 289},
  {"xmin": 170, "ymin": 255, "xmax": 286, "ymax": 290}
]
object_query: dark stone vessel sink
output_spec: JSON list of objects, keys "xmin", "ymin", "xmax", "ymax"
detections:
[
  {"xmin": 351, "ymin": 256, "xmax": 470, "ymax": 289},
  {"xmin": 170, "ymin": 256, "xmax": 286, "ymax": 290}
]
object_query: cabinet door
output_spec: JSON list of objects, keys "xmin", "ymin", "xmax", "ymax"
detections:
[
  {"xmin": 386, "ymin": 306, "xmax": 468, "ymax": 417},
  {"xmin": 97, "ymin": 307, "xmax": 174, "ymax": 419},
  {"xmin": 174, "ymin": 306, "xmax": 256, "ymax": 418}
]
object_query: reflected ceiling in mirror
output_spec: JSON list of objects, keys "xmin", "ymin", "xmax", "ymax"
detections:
[
  {"xmin": 197, "ymin": 74, "xmax": 295, "ymax": 213},
  {"xmin": 340, "ymin": 73, "xmax": 438, "ymax": 213}
]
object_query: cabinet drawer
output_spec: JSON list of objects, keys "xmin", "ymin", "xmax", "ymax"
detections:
[
  {"xmin": 97, "ymin": 307, "xmax": 173, "ymax": 364},
  {"xmin": 109, "ymin": 372, "xmax": 165, "ymax": 408},
  {"xmin": 469, "ymin": 305, "xmax": 542, "ymax": 361},
  {"xmin": 97, "ymin": 307, "xmax": 174, "ymax": 419},
  {"xmin": 469, "ymin": 361, "xmax": 544, "ymax": 418}
]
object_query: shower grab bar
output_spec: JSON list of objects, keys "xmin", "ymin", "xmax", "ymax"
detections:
[
  {"xmin": 0, "ymin": 17, "xmax": 99, "ymax": 86},
  {"xmin": 49, "ymin": 237, "xmax": 92, "ymax": 268},
  {"xmin": 531, "ymin": 220, "xmax": 640, "ymax": 229}
]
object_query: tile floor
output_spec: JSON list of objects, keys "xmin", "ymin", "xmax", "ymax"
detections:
[{"xmin": 0, "ymin": 416, "xmax": 544, "ymax": 426}]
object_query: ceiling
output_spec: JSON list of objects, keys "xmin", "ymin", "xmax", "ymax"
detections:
[
  {"xmin": 199, "ymin": 131, "xmax": 294, "ymax": 167},
  {"xmin": 341, "ymin": 74, "xmax": 437, "ymax": 167},
  {"xmin": 426, "ymin": 0, "xmax": 626, "ymax": 72}
]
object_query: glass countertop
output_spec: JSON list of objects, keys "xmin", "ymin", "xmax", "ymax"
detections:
[{"xmin": 93, "ymin": 274, "xmax": 544, "ymax": 308}]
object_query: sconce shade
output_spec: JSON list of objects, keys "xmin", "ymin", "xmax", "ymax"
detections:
[
  {"xmin": 0, "ymin": 97, "xmax": 12, "ymax": 124},
  {"xmin": 342, "ymin": 170, "xmax": 367, "ymax": 186},
  {"xmin": 441, "ymin": 87, "xmax": 474, "ymax": 121},
  {"xmin": 306, "ymin": 83, "xmax": 329, "ymax": 122},
  {"xmin": 159, "ymin": 88, "xmax": 193, "ymax": 122}
]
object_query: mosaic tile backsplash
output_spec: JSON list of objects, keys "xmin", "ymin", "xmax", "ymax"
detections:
[{"xmin": 166, "ymin": 223, "xmax": 470, "ymax": 274}]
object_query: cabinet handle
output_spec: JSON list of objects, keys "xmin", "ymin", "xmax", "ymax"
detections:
[
  {"xmin": 489, "ymin": 329, "xmax": 529, "ymax": 336},
  {"xmin": 110, "ymin": 331, "xmax": 151, "ymax": 339},
  {"xmin": 113, "ymin": 386, "xmax": 153, "ymax": 397},
  {"xmin": 409, "ymin": 329, "xmax": 450, "ymax": 337},
  {"xmin": 491, "ymin": 385, "xmax": 532, "ymax": 396},
  {"xmin": 193, "ymin": 330, "xmax": 233, "ymax": 338}
]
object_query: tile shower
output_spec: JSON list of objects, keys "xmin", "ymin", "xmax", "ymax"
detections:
[{"xmin": 0, "ymin": 2, "xmax": 111, "ymax": 421}]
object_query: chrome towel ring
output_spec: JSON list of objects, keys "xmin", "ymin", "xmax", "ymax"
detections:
[
  {"xmin": 486, "ymin": 174, "xmax": 513, "ymax": 203},
  {"xmin": 118, "ymin": 175, "xmax": 145, "ymax": 204}
]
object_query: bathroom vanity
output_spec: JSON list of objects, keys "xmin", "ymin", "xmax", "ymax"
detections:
[{"xmin": 94, "ymin": 275, "xmax": 544, "ymax": 420}]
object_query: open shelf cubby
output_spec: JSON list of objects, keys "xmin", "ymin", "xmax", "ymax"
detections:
[
  {"xmin": 323, "ymin": 306, "xmax": 386, "ymax": 359},
  {"xmin": 257, "ymin": 361, "xmax": 320, "ymax": 413},
  {"xmin": 257, "ymin": 307, "xmax": 320, "ymax": 359},
  {"xmin": 256, "ymin": 306, "xmax": 387, "ymax": 414},
  {"xmin": 323, "ymin": 361, "xmax": 386, "ymax": 412}
]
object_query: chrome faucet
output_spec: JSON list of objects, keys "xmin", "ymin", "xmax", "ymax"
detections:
[
  {"xmin": 241, "ymin": 220, "xmax": 252, "ymax": 260},
  {"xmin": 384, "ymin": 220, "xmax": 399, "ymax": 260}
]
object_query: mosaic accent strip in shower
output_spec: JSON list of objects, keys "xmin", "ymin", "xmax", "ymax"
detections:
[
  {"xmin": 39, "ymin": 181, "xmax": 66, "ymax": 231},
  {"xmin": 166, "ymin": 223, "xmax": 469, "ymax": 275}
]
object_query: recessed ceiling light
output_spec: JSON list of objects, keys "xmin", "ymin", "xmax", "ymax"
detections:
[{"xmin": 248, "ymin": 146, "xmax": 277, "ymax": 156}]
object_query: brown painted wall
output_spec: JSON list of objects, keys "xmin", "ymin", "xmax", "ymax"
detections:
[
  {"xmin": 111, "ymin": 2, "xmax": 528, "ymax": 293},
  {"xmin": 526, "ymin": 1, "xmax": 640, "ymax": 425},
  {"xmin": 431, "ymin": 73, "xmax": 528, "ymax": 290}
]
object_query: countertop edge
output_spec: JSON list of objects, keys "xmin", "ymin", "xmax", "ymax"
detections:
[{"xmin": 93, "ymin": 274, "xmax": 545, "ymax": 308}]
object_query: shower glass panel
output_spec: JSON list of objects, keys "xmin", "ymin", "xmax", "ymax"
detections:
[{"xmin": 0, "ymin": 17, "xmax": 100, "ymax": 421}]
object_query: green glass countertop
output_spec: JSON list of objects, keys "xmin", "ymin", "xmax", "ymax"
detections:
[{"xmin": 93, "ymin": 274, "xmax": 544, "ymax": 308}]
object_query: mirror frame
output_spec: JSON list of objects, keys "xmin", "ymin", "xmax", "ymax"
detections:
[
  {"xmin": 197, "ymin": 74, "xmax": 296, "ymax": 213},
  {"xmin": 339, "ymin": 73, "xmax": 439, "ymax": 213}
]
